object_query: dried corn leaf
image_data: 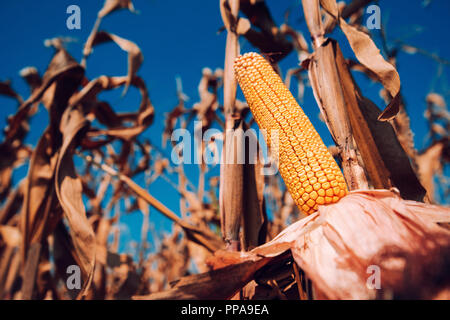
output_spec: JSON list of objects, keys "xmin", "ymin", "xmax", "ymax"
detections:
[
  {"xmin": 0, "ymin": 144, "xmax": 31, "ymax": 201},
  {"xmin": 98, "ymin": 0, "xmax": 135, "ymax": 18},
  {"xmin": 54, "ymin": 107, "xmax": 96, "ymax": 298},
  {"xmin": 84, "ymin": 76, "xmax": 154, "ymax": 141},
  {"xmin": 84, "ymin": 31, "xmax": 143, "ymax": 95},
  {"xmin": 357, "ymin": 96, "xmax": 426, "ymax": 201},
  {"xmin": 21, "ymin": 48, "xmax": 84, "ymax": 265},
  {"xmin": 7, "ymin": 49, "xmax": 83, "ymax": 142},
  {"xmin": 0, "ymin": 226, "xmax": 21, "ymax": 299},
  {"xmin": 20, "ymin": 131, "xmax": 57, "ymax": 257},
  {"xmin": 0, "ymin": 80, "xmax": 23, "ymax": 104},
  {"xmin": 416, "ymin": 141, "xmax": 447, "ymax": 203},
  {"xmin": 133, "ymin": 253, "xmax": 271, "ymax": 300},
  {"xmin": 332, "ymin": 39, "xmax": 425, "ymax": 201},
  {"xmin": 302, "ymin": 2, "xmax": 424, "ymax": 200},
  {"xmin": 81, "ymin": 153, "xmax": 223, "ymax": 252},
  {"xmin": 0, "ymin": 245, "xmax": 21, "ymax": 299},
  {"xmin": 239, "ymin": 0, "xmax": 293, "ymax": 62},
  {"xmin": 53, "ymin": 221, "xmax": 83, "ymax": 299},
  {"xmin": 320, "ymin": 0, "xmax": 401, "ymax": 121},
  {"xmin": 19, "ymin": 67, "xmax": 42, "ymax": 93},
  {"xmin": 0, "ymin": 181, "xmax": 24, "ymax": 225},
  {"xmin": 83, "ymin": 0, "xmax": 136, "ymax": 64},
  {"xmin": 242, "ymin": 124, "xmax": 266, "ymax": 250}
]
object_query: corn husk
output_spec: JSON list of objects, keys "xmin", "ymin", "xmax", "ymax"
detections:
[
  {"xmin": 137, "ymin": 189, "xmax": 450, "ymax": 300},
  {"xmin": 252, "ymin": 189, "xmax": 450, "ymax": 299}
]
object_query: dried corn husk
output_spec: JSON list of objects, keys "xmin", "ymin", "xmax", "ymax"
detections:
[
  {"xmin": 252, "ymin": 189, "xmax": 450, "ymax": 299},
  {"xmin": 140, "ymin": 189, "xmax": 450, "ymax": 300}
]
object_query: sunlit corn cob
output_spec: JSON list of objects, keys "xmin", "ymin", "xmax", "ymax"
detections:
[{"xmin": 234, "ymin": 52, "xmax": 348, "ymax": 215}]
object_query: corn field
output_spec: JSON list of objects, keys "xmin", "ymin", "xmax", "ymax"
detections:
[{"xmin": 0, "ymin": 0, "xmax": 450, "ymax": 300}]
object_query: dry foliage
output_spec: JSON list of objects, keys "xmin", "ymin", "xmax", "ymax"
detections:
[{"xmin": 0, "ymin": 0, "xmax": 449, "ymax": 300}]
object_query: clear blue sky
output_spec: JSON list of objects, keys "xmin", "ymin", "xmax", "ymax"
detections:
[{"xmin": 1, "ymin": 0, "xmax": 449, "ymax": 254}]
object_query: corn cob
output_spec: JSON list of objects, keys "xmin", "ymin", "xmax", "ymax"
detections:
[{"xmin": 234, "ymin": 52, "xmax": 348, "ymax": 215}]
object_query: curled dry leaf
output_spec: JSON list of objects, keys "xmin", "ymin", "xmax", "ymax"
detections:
[
  {"xmin": 83, "ymin": 0, "xmax": 136, "ymax": 63},
  {"xmin": 84, "ymin": 31, "xmax": 143, "ymax": 95},
  {"xmin": 80, "ymin": 76, "xmax": 154, "ymax": 141},
  {"xmin": 54, "ymin": 107, "xmax": 96, "ymax": 298},
  {"xmin": 320, "ymin": 0, "xmax": 402, "ymax": 121},
  {"xmin": 194, "ymin": 67, "xmax": 222, "ymax": 130},
  {"xmin": 219, "ymin": 0, "xmax": 238, "ymax": 32}
]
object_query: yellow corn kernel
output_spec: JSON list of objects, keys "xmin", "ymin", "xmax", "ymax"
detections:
[
  {"xmin": 234, "ymin": 52, "xmax": 348, "ymax": 215},
  {"xmin": 326, "ymin": 188, "xmax": 334, "ymax": 197},
  {"xmin": 316, "ymin": 196, "xmax": 325, "ymax": 205},
  {"xmin": 306, "ymin": 199, "xmax": 315, "ymax": 207}
]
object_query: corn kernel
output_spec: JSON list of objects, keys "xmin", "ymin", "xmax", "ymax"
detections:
[
  {"xmin": 316, "ymin": 196, "xmax": 325, "ymax": 205},
  {"xmin": 326, "ymin": 188, "xmax": 334, "ymax": 197}
]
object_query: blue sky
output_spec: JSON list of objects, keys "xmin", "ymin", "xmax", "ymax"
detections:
[{"xmin": 1, "ymin": 0, "xmax": 449, "ymax": 254}]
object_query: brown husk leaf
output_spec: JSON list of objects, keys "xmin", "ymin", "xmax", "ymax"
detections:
[{"xmin": 141, "ymin": 190, "xmax": 450, "ymax": 299}]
